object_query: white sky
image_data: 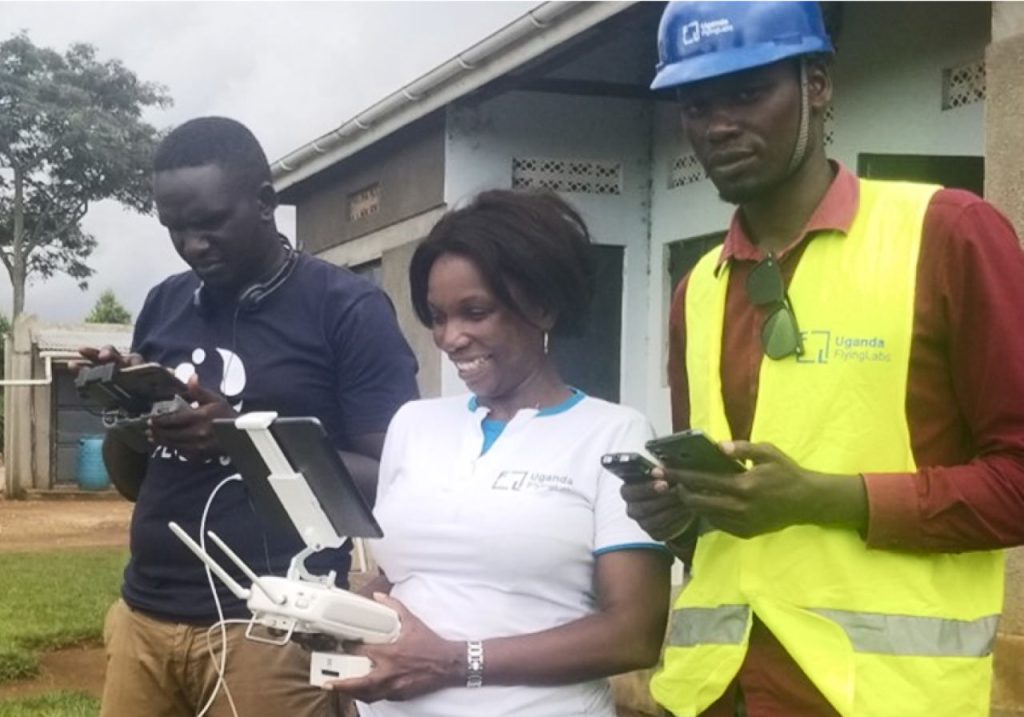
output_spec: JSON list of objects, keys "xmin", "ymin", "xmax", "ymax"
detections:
[{"xmin": 0, "ymin": 1, "xmax": 537, "ymax": 323}]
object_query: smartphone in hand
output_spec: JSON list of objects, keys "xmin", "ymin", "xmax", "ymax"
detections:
[
  {"xmin": 116, "ymin": 363, "xmax": 188, "ymax": 403},
  {"xmin": 76, "ymin": 362, "xmax": 187, "ymax": 416},
  {"xmin": 601, "ymin": 452, "xmax": 658, "ymax": 483},
  {"xmin": 645, "ymin": 430, "xmax": 745, "ymax": 474}
]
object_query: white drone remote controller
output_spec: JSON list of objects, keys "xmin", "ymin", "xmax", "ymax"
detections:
[
  {"xmin": 169, "ymin": 522, "xmax": 399, "ymax": 681},
  {"xmin": 168, "ymin": 411, "xmax": 401, "ymax": 684}
]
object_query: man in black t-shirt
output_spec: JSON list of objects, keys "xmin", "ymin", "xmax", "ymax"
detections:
[{"xmin": 81, "ymin": 117, "xmax": 419, "ymax": 717}]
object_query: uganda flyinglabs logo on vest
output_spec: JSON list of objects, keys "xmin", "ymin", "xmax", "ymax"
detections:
[{"xmin": 797, "ymin": 331, "xmax": 893, "ymax": 365}]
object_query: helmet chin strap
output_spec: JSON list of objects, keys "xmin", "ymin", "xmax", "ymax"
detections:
[{"xmin": 786, "ymin": 59, "xmax": 812, "ymax": 176}]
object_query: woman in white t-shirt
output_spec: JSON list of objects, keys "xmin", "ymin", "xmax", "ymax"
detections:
[{"xmin": 328, "ymin": 189, "xmax": 671, "ymax": 717}]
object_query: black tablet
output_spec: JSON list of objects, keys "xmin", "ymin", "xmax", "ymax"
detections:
[{"xmin": 213, "ymin": 416, "xmax": 382, "ymax": 540}]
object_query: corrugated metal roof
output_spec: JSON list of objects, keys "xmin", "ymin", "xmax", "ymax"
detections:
[{"xmin": 33, "ymin": 324, "xmax": 132, "ymax": 356}]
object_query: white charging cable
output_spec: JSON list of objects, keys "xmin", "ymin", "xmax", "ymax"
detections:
[
  {"xmin": 195, "ymin": 474, "xmax": 244, "ymax": 717},
  {"xmin": 203, "ymin": 619, "xmax": 251, "ymax": 714}
]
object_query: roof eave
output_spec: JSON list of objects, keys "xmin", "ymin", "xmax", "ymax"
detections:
[{"xmin": 271, "ymin": 1, "xmax": 637, "ymax": 195}]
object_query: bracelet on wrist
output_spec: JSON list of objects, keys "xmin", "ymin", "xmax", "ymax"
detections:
[{"xmin": 465, "ymin": 640, "xmax": 484, "ymax": 688}]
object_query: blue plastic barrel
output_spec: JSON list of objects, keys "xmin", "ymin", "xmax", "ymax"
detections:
[{"xmin": 76, "ymin": 435, "xmax": 110, "ymax": 491}]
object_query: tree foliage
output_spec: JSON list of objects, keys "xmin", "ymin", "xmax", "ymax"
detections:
[
  {"xmin": 85, "ymin": 288, "xmax": 131, "ymax": 324},
  {"xmin": 0, "ymin": 32, "xmax": 171, "ymax": 316}
]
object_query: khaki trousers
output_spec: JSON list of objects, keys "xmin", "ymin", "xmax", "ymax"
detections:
[{"xmin": 100, "ymin": 599, "xmax": 347, "ymax": 717}]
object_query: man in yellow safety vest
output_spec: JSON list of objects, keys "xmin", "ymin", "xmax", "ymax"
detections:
[{"xmin": 621, "ymin": 3, "xmax": 1024, "ymax": 716}]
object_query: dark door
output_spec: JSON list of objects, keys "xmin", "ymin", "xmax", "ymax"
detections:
[
  {"xmin": 550, "ymin": 245, "xmax": 623, "ymax": 403},
  {"xmin": 53, "ymin": 366, "xmax": 108, "ymax": 485},
  {"xmin": 858, "ymin": 153, "xmax": 984, "ymax": 196},
  {"xmin": 667, "ymin": 231, "xmax": 727, "ymax": 295}
]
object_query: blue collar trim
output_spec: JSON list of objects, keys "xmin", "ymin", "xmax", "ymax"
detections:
[{"xmin": 467, "ymin": 387, "xmax": 586, "ymax": 418}]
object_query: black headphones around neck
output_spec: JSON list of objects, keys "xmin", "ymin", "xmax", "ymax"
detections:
[{"xmin": 192, "ymin": 237, "xmax": 298, "ymax": 316}]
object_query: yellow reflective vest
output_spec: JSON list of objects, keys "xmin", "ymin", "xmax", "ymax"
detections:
[{"xmin": 651, "ymin": 180, "xmax": 1004, "ymax": 717}]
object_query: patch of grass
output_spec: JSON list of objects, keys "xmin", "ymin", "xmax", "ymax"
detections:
[
  {"xmin": 0, "ymin": 691, "xmax": 99, "ymax": 717},
  {"xmin": 0, "ymin": 648, "xmax": 34, "ymax": 685},
  {"xmin": 0, "ymin": 550, "xmax": 125, "ymax": 683}
]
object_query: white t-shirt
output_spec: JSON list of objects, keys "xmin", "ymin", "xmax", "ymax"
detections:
[{"xmin": 360, "ymin": 393, "xmax": 661, "ymax": 717}]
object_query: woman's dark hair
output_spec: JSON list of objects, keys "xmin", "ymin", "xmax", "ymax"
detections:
[{"xmin": 410, "ymin": 189, "xmax": 594, "ymax": 336}]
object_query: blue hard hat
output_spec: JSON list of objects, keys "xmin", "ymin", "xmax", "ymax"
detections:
[{"xmin": 651, "ymin": 2, "xmax": 834, "ymax": 91}]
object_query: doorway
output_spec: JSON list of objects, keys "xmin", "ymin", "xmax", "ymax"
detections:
[
  {"xmin": 550, "ymin": 245, "xmax": 623, "ymax": 403},
  {"xmin": 857, "ymin": 153, "xmax": 984, "ymax": 196}
]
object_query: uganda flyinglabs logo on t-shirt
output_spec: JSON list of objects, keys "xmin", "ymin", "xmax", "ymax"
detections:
[
  {"xmin": 151, "ymin": 346, "xmax": 247, "ymax": 465},
  {"xmin": 492, "ymin": 470, "xmax": 576, "ymax": 494},
  {"xmin": 172, "ymin": 346, "xmax": 247, "ymax": 410}
]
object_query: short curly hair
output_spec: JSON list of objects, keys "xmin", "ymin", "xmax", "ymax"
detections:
[
  {"xmin": 153, "ymin": 116, "xmax": 271, "ymax": 190},
  {"xmin": 409, "ymin": 189, "xmax": 594, "ymax": 336}
]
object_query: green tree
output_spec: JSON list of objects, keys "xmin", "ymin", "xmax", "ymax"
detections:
[
  {"xmin": 85, "ymin": 288, "xmax": 131, "ymax": 324},
  {"xmin": 0, "ymin": 32, "xmax": 171, "ymax": 317}
]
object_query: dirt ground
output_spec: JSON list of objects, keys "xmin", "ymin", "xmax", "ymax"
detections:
[
  {"xmin": 0, "ymin": 497, "xmax": 132, "ymax": 554},
  {"xmin": 0, "ymin": 496, "xmax": 132, "ymax": 701},
  {"xmin": 0, "ymin": 646, "xmax": 107, "ymax": 701},
  {"xmin": 0, "ymin": 498, "xmax": 661, "ymax": 714}
]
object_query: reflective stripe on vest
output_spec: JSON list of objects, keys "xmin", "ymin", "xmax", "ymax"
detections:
[
  {"xmin": 652, "ymin": 180, "xmax": 1005, "ymax": 717},
  {"xmin": 667, "ymin": 605, "xmax": 998, "ymax": 658},
  {"xmin": 669, "ymin": 605, "xmax": 750, "ymax": 646},
  {"xmin": 811, "ymin": 609, "xmax": 999, "ymax": 658}
]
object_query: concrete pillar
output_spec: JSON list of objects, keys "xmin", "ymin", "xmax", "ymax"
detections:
[
  {"xmin": 381, "ymin": 239, "xmax": 441, "ymax": 399},
  {"xmin": 985, "ymin": 4, "xmax": 1024, "ymax": 714},
  {"xmin": 2, "ymin": 334, "xmax": 10, "ymax": 495},
  {"xmin": 4, "ymin": 316, "xmax": 36, "ymax": 497},
  {"xmin": 31, "ymin": 359, "xmax": 51, "ymax": 491}
]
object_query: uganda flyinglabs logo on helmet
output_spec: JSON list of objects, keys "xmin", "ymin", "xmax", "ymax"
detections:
[
  {"xmin": 652, "ymin": 2, "xmax": 833, "ymax": 91},
  {"xmin": 681, "ymin": 18, "xmax": 735, "ymax": 46},
  {"xmin": 682, "ymin": 21, "xmax": 701, "ymax": 45}
]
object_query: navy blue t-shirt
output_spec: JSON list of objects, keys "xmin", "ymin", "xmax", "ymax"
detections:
[{"xmin": 124, "ymin": 252, "xmax": 419, "ymax": 622}]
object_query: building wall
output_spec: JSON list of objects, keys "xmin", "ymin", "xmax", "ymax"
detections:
[
  {"xmin": 647, "ymin": 0, "xmax": 990, "ymax": 431},
  {"xmin": 312, "ymin": 207, "xmax": 445, "ymax": 396},
  {"xmin": 986, "ymin": 5, "xmax": 1024, "ymax": 714},
  {"xmin": 443, "ymin": 89, "xmax": 654, "ymax": 411},
  {"xmin": 291, "ymin": 117, "xmax": 446, "ymax": 256},
  {"xmin": 287, "ymin": 117, "xmax": 449, "ymax": 396},
  {"xmin": 829, "ymin": 1, "xmax": 988, "ymax": 161}
]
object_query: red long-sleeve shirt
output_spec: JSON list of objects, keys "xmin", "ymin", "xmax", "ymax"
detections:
[{"xmin": 668, "ymin": 164, "xmax": 1024, "ymax": 716}]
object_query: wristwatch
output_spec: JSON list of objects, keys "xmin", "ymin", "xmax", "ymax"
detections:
[{"xmin": 466, "ymin": 640, "xmax": 484, "ymax": 688}]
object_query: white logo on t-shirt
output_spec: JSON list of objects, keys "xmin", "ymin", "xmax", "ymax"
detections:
[
  {"xmin": 492, "ymin": 471, "xmax": 575, "ymax": 494},
  {"xmin": 173, "ymin": 346, "xmax": 247, "ymax": 411},
  {"xmin": 154, "ymin": 347, "xmax": 248, "ymax": 465},
  {"xmin": 492, "ymin": 471, "xmax": 529, "ymax": 491}
]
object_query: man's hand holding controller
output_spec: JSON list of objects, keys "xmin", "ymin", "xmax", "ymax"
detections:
[
  {"xmin": 77, "ymin": 346, "xmax": 154, "ymax": 453},
  {"xmin": 148, "ymin": 376, "xmax": 238, "ymax": 461},
  {"xmin": 76, "ymin": 346, "xmax": 237, "ymax": 459},
  {"xmin": 78, "ymin": 345, "xmax": 145, "ymax": 371}
]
